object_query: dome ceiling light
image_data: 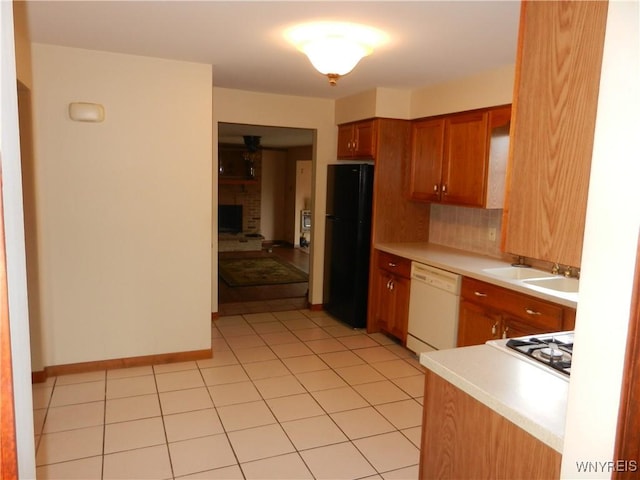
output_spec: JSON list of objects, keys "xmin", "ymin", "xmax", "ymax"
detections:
[{"xmin": 285, "ymin": 22, "xmax": 388, "ymax": 86}]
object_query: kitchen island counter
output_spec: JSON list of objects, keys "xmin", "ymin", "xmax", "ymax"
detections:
[
  {"xmin": 375, "ymin": 242, "xmax": 578, "ymax": 308},
  {"xmin": 420, "ymin": 344, "xmax": 568, "ymax": 453}
]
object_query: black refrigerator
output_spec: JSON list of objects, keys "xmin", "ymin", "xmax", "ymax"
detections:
[{"xmin": 323, "ymin": 164, "xmax": 374, "ymax": 328}]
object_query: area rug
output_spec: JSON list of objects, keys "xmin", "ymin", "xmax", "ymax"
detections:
[{"xmin": 219, "ymin": 256, "xmax": 308, "ymax": 287}]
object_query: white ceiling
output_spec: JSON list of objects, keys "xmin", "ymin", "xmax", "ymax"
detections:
[{"xmin": 24, "ymin": 0, "xmax": 521, "ymax": 146}]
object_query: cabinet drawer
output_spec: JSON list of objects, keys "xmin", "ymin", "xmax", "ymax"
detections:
[
  {"xmin": 462, "ymin": 277, "xmax": 563, "ymax": 332},
  {"xmin": 377, "ymin": 251, "xmax": 411, "ymax": 278},
  {"xmin": 462, "ymin": 277, "xmax": 508, "ymax": 305}
]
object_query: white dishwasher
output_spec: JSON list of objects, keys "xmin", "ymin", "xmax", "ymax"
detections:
[{"xmin": 407, "ymin": 262, "xmax": 461, "ymax": 353}]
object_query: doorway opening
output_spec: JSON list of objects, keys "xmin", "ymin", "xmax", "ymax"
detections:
[{"xmin": 217, "ymin": 123, "xmax": 314, "ymax": 315}]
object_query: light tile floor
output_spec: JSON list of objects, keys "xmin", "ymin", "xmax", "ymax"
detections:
[{"xmin": 33, "ymin": 309, "xmax": 425, "ymax": 479}]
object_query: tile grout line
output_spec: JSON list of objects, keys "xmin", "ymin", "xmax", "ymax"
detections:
[
  {"xmin": 100, "ymin": 370, "xmax": 106, "ymax": 480},
  {"xmin": 232, "ymin": 313, "xmax": 375, "ymax": 478},
  {"xmin": 34, "ymin": 309, "xmax": 422, "ymax": 478},
  {"xmin": 221, "ymin": 313, "xmax": 419, "ymax": 477},
  {"xmin": 151, "ymin": 364, "xmax": 176, "ymax": 480},
  {"xmin": 196, "ymin": 354, "xmax": 245, "ymax": 479}
]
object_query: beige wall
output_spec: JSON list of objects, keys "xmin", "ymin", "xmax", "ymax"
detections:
[
  {"xmin": 335, "ymin": 65, "xmax": 514, "ymax": 125},
  {"xmin": 212, "ymin": 87, "xmax": 335, "ymax": 310},
  {"xmin": 335, "ymin": 87, "xmax": 411, "ymax": 124},
  {"xmin": 30, "ymin": 44, "xmax": 213, "ymax": 366},
  {"xmin": 410, "ymin": 64, "xmax": 515, "ymax": 118}
]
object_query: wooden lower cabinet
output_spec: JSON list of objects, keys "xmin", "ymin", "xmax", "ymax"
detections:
[
  {"xmin": 420, "ymin": 370, "xmax": 561, "ymax": 479},
  {"xmin": 368, "ymin": 250, "xmax": 411, "ymax": 343},
  {"xmin": 457, "ymin": 299, "xmax": 502, "ymax": 346},
  {"xmin": 458, "ymin": 277, "xmax": 576, "ymax": 347}
]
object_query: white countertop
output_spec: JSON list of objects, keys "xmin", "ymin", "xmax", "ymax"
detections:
[
  {"xmin": 375, "ymin": 242, "xmax": 578, "ymax": 308},
  {"xmin": 420, "ymin": 345, "xmax": 568, "ymax": 453}
]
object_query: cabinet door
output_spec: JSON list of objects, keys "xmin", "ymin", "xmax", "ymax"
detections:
[
  {"xmin": 352, "ymin": 120, "xmax": 376, "ymax": 158},
  {"xmin": 457, "ymin": 300, "xmax": 501, "ymax": 347},
  {"xmin": 409, "ymin": 118, "xmax": 445, "ymax": 202},
  {"xmin": 388, "ymin": 274, "xmax": 410, "ymax": 343},
  {"xmin": 501, "ymin": 316, "xmax": 549, "ymax": 339},
  {"xmin": 503, "ymin": 1, "xmax": 608, "ymax": 267},
  {"xmin": 442, "ymin": 111, "xmax": 489, "ymax": 207},
  {"xmin": 421, "ymin": 371, "xmax": 562, "ymax": 478},
  {"xmin": 371, "ymin": 268, "xmax": 409, "ymax": 343},
  {"xmin": 372, "ymin": 268, "xmax": 394, "ymax": 333},
  {"xmin": 337, "ymin": 124, "xmax": 355, "ymax": 158}
]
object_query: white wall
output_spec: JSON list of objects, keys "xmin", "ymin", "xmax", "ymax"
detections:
[
  {"xmin": 1, "ymin": 3, "xmax": 36, "ymax": 477},
  {"xmin": 561, "ymin": 2, "xmax": 640, "ymax": 477},
  {"xmin": 31, "ymin": 44, "xmax": 213, "ymax": 366},
  {"xmin": 212, "ymin": 87, "xmax": 335, "ymax": 310}
]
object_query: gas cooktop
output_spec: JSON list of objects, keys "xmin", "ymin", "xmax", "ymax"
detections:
[{"xmin": 487, "ymin": 332, "xmax": 574, "ymax": 379}]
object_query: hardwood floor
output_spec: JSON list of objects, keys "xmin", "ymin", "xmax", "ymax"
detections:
[{"xmin": 218, "ymin": 244, "xmax": 310, "ymax": 316}]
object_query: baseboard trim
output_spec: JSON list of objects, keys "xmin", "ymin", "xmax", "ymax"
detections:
[
  {"xmin": 211, "ymin": 312, "xmax": 219, "ymax": 321},
  {"xmin": 34, "ymin": 348, "xmax": 212, "ymax": 382},
  {"xmin": 308, "ymin": 303, "xmax": 323, "ymax": 311}
]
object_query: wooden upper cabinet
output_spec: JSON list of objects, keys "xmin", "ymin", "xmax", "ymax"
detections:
[
  {"xmin": 502, "ymin": 0, "xmax": 608, "ymax": 268},
  {"xmin": 409, "ymin": 118, "xmax": 445, "ymax": 202},
  {"xmin": 442, "ymin": 111, "xmax": 489, "ymax": 207},
  {"xmin": 337, "ymin": 120, "xmax": 376, "ymax": 160},
  {"xmin": 409, "ymin": 105, "xmax": 511, "ymax": 208}
]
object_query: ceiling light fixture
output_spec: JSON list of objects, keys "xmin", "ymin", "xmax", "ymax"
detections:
[{"xmin": 286, "ymin": 22, "xmax": 387, "ymax": 86}]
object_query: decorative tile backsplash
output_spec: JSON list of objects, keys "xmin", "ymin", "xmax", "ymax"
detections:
[{"xmin": 428, "ymin": 204, "xmax": 505, "ymax": 258}]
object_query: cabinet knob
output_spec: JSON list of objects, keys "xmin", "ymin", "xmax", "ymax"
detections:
[
  {"xmin": 388, "ymin": 262, "xmax": 397, "ymax": 268},
  {"xmin": 474, "ymin": 291, "xmax": 488, "ymax": 297},
  {"xmin": 502, "ymin": 327, "xmax": 509, "ymax": 338},
  {"xmin": 386, "ymin": 279, "xmax": 392, "ymax": 289},
  {"xmin": 389, "ymin": 280, "xmax": 395, "ymax": 291},
  {"xmin": 442, "ymin": 184, "xmax": 447, "ymax": 194},
  {"xmin": 524, "ymin": 308, "xmax": 542, "ymax": 316},
  {"xmin": 433, "ymin": 184, "xmax": 439, "ymax": 192}
]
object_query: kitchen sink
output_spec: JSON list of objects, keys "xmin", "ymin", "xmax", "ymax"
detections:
[
  {"xmin": 482, "ymin": 266, "xmax": 552, "ymax": 280},
  {"xmin": 523, "ymin": 276, "xmax": 580, "ymax": 293}
]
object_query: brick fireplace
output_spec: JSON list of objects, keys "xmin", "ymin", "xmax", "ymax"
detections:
[{"xmin": 218, "ymin": 145, "xmax": 263, "ymax": 251}]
